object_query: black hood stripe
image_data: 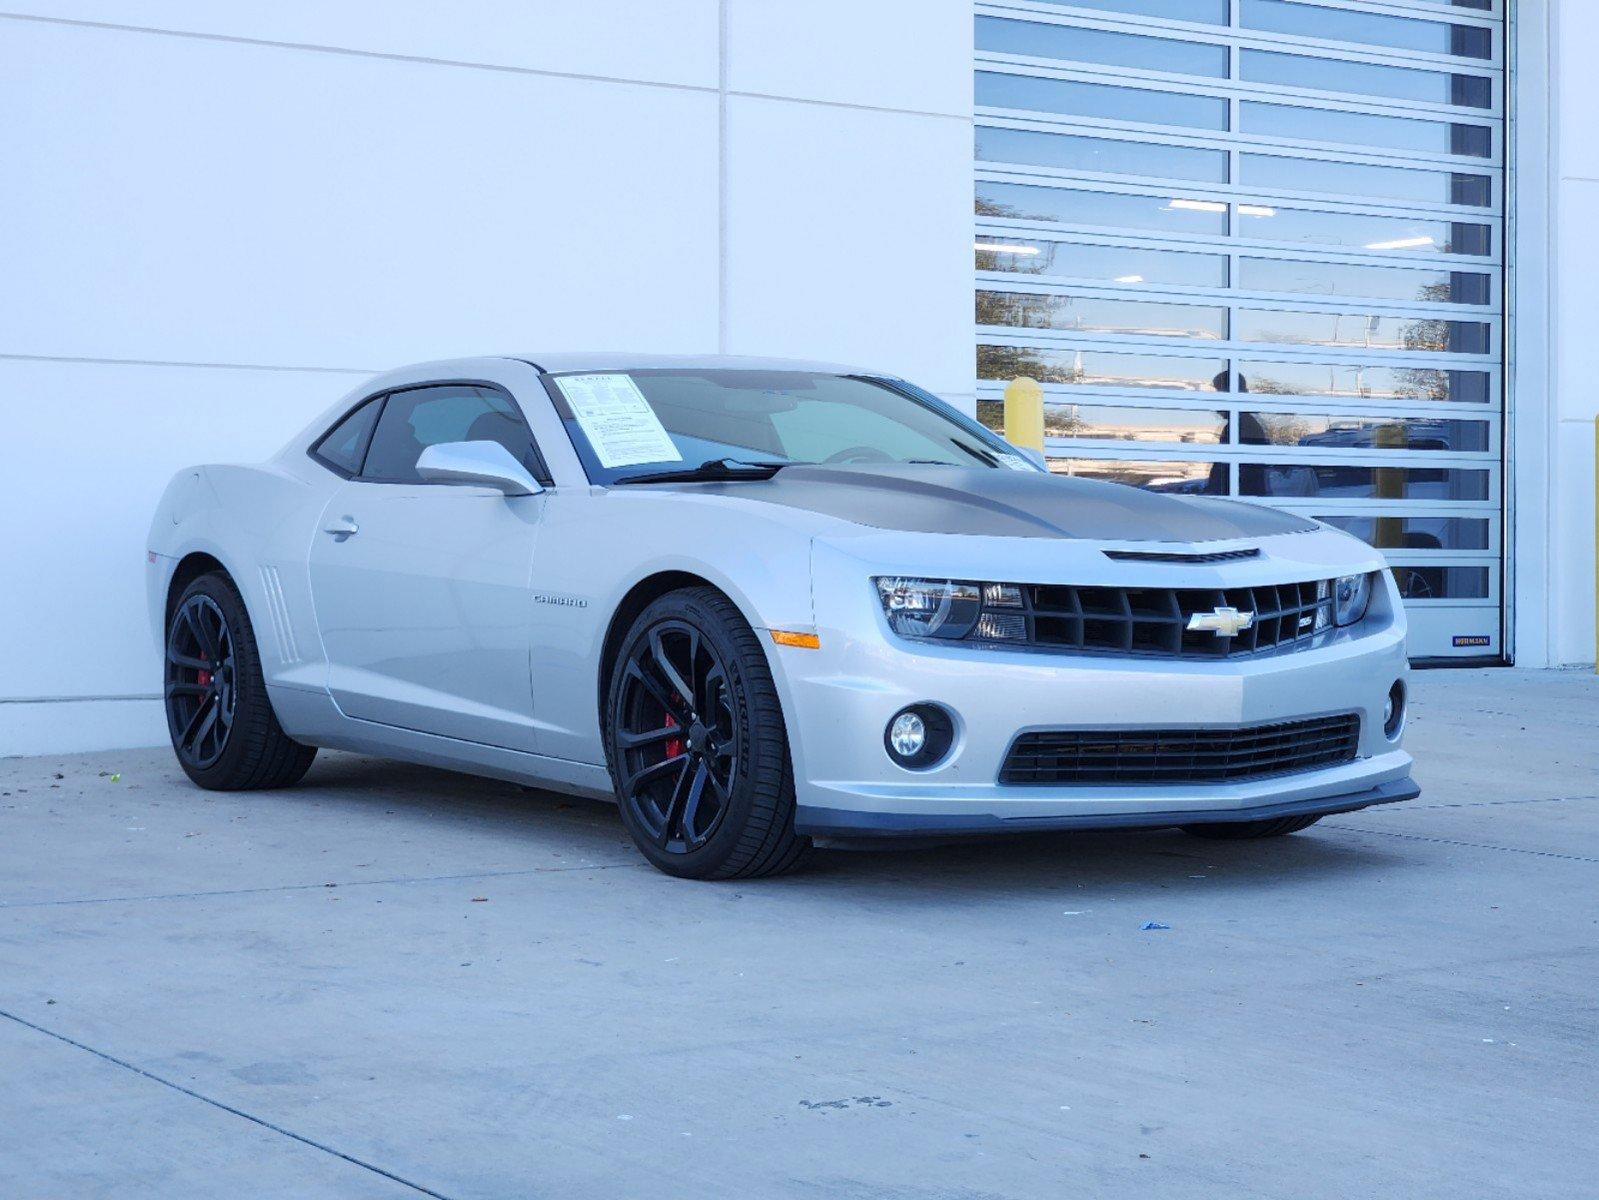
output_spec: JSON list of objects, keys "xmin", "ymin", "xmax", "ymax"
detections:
[{"xmin": 685, "ymin": 464, "xmax": 1316, "ymax": 543}]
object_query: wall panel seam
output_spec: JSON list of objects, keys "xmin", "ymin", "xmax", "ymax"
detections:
[{"xmin": 0, "ymin": 353, "xmax": 376, "ymax": 375}]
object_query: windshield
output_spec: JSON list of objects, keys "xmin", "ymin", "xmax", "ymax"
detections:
[{"xmin": 544, "ymin": 369, "xmax": 1038, "ymax": 485}]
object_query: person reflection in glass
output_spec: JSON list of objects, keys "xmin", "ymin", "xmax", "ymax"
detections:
[{"xmin": 1204, "ymin": 370, "xmax": 1319, "ymax": 498}]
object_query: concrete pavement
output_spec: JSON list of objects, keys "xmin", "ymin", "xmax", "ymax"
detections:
[{"xmin": 2, "ymin": 668, "xmax": 1595, "ymax": 1199}]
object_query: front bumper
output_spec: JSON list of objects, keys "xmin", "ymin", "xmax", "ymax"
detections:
[
  {"xmin": 776, "ymin": 530, "xmax": 1416, "ymax": 839},
  {"xmin": 798, "ymin": 777, "xmax": 1419, "ymax": 837}
]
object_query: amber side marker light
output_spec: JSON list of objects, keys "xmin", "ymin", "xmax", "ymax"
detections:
[{"xmin": 769, "ymin": 630, "xmax": 821, "ymax": 650}]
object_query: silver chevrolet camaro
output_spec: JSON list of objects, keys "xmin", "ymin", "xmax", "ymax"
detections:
[{"xmin": 146, "ymin": 353, "xmax": 1417, "ymax": 879}]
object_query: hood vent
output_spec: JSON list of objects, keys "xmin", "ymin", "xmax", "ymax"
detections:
[{"xmin": 1103, "ymin": 548, "xmax": 1261, "ymax": 565}]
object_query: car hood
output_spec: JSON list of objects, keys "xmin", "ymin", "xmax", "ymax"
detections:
[{"xmin": 705, "ymin": 463, "xmax": 1317, "ymax": 543}]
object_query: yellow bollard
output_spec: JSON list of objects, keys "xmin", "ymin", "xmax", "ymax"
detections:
[
  {"xmin": 1003, "ymin": 376, "xmax": 1045, "ymax": 458},
  {"xmin": 1374, "ymin": 422, "xmax": 1407, "ymax": 553}
]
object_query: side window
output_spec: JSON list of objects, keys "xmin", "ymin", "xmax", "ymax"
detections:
[
  {"xmin": 360, "ymin": 385, "xmax": 543, "ymax": 484},
  {"xmin": 311, "ymin": 394, "xmax": 384, "ymax": 476}
]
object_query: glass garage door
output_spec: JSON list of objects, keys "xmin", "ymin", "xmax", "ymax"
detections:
[{"xmin": 973, "ymin": 0, "xmax": 1505, "ymax": 660}]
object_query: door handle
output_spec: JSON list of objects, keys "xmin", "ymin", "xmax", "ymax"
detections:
[{"xmin": 323, "ymin": 516, "xmax": 359, "ymax": 541}]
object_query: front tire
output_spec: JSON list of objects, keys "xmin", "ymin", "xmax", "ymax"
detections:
[
  {"xmin": 1180, "ymin": 814, "xmax": 1322, "ymax": 840},
  {"xmin": 164, "ymin": 572, "xmax": 316, "ymax": 790},
  {"xmin": 603, "ymin": 587, "xmax": 811, "ymax": 880}
]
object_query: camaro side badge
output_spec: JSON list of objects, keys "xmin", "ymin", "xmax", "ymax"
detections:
[
  {"xmin": 1186, "ymin": 606, "xmax": 1256, "ymax": 639},
  {"xmin": 532, "ymin": 592, "xmax": 588, "ymax": 609}
]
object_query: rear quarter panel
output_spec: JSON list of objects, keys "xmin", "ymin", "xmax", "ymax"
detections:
[{"xmin": 147, "ymin": 459, "xmax": 340, "ymax": 702}]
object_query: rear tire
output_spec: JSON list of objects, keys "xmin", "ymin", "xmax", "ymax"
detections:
[
  {"xmin": 1180, "ymin": 814, "xmax": 1322, "ymax": 840},
  {"xmin": 164, "ymin": 572, "xmax": 316, "ymax": 790},
  {"xmin": 603, "ymin": 587, "xmax": 812, "ymax": 880}
]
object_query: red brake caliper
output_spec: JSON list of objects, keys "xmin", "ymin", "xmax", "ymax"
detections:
[
  {"xmin": 197, "ymin": 665, "xmax": 212, "ymax": 688},
  {"xmin": 663, "ymin": 711, "xmax": 682, "ymax": 759}
]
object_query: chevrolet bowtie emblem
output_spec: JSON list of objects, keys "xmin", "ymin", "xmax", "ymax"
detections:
[{"xmin": 1187, "ymin": 606, "xmax": 1256, "ymax": 639}]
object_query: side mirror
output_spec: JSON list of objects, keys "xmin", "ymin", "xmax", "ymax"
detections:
[{"xmin": 415, "ymin": 441, "xmax": 544, "ymax": 496}]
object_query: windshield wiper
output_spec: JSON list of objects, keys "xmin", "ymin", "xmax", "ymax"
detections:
[
  {"xmin": 613, "ymin": 457, "xmax": 789, "ymax": 486},
  {"xmin": 949, "ymin": 438, "xmax": 1003, "ymax": 467}
]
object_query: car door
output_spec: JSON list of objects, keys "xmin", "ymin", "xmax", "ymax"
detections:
[{"xmin": 307, "ymin": 382, "xmax": 549, "ymax": 751}]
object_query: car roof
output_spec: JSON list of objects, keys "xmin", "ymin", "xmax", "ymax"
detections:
[{"xmin": 512, "ymin": 351, "xmax": 885, "ymax": 376}]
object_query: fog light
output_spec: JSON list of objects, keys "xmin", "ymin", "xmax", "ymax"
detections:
[
  {"xmin": 884, "ymin": 704, "xmax": 956, "ymax": 770},
  {"xmin": 1384, "ymin": 681, "xmax": 1406, "ymax": 740},
  {"xmin": 889, "ymin": 711, "xmax": 926, "ymax": 758}
]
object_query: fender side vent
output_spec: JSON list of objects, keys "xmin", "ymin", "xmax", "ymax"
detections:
[{"xmin": 259, "ymin": 565, "xmax": 300, "ymax": 665}]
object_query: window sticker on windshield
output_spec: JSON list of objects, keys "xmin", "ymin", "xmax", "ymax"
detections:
[
  {"xmin": 999, "ymin": 453, "xmax": 1036, "ymax": 471},
  {"xmin": 555, "ymin": 374, "xmax": 682, "ymax": 469}
]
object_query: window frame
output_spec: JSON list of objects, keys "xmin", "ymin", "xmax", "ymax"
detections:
[
  {"xmin": 307, "ymin": 380, "xmax": 552, "ymax": 487},
  {"xmin": 307, "ymin": 392, "xmax": 386, "ymax": 479}
]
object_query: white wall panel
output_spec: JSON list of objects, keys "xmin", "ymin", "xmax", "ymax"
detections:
[
  {"xmin": 1548, "ymin": 169, "xmax": 1598, "ymax": 665},
  {"xmin": 1543, "ymin": 0, "xmax": 1598, "ymax": 665},
  {"xmin": 1555, "ymin": 0, "xmax": 1599, "ymax": 180},
  {"xmin": 0, "ymin": 6, "xmax": 981, "ymax": 753},
  {"xmin": 0, "ymin": 699, "xmax": 166, "ymax": 758},
  {"xmin": 727, "ymin": 0, "xmax": 972, "ymax": 116},
  {"xmin": 723, "ymin": 96, "xmax": 973, "ymax": 394},
  {"xmin": 0, "ymin": 19, "xmax": 721, "ymax": 370},
  {"xmin": 1554, "ymin": 191, "xmax": 1599, "ymax": 426},
  {"xmin": 7, "ymin": 2, "xmax": 719, "ymax": 89},
  {"xmin": 0, "ymin": 360, "xmax": 366, "ymax": 705},
  {"xmin": 1546, "ymin": 418, "xmax": 1596, "ymax": 667}
]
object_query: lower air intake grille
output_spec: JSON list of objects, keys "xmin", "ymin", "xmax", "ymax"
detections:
[{"xmin": 1000, "ymin": 714, "xmax": 1361, "ymax": 786}]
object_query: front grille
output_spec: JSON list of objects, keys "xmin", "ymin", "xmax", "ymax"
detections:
[
  {"xmin": 1011, "ymin": 580, "xmax": 1334, "ymax": 658},
  {"xmin": 1000, "ymin": 714, "xmax": 1361, "ymax": 786}
]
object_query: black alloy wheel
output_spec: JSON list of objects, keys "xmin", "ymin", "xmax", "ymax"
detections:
[
  {"xmin": 615, "ymin": 620, "xmax": 739, "ymax": 854},
  {"xmin": 163, "ymin": 572, "xmax": 316, "ymax": 790},
  {"xmin": 166, "ymin": 594, "xmax": 237, "ymax": 770},
  {"xmin": 605, "ymin": 587, "xmax": 810, "ymax": 879}
]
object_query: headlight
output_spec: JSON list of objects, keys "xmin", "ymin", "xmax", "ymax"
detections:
[
  {"xmin": 1334, "ymin": 573, "xmax": 1374, "ymax": 627},
  {"xmin": 874, "ymin": 577, "xmax": 1029, "ymax": 642}
]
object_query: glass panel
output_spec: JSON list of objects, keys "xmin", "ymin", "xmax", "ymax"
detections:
[
  {"xmin": 1239, "ymin": 259, "xmax": 1491, "ymax": 306},
  {"xmin": 977, "ymin": 127, "xmax": 1228, "ymax": 183},
  {"xmin": 1053, "ymin": 403, "xmax": 1228, "ymax": 442},
  {"xmin": 978, "ymin": 289, "xmax": 1228, "ymax": 339},
  {"xmin": 1240, "ymin": 1, "xmax": 1493, "ymax": 60},
  {"xmin": 1052, "ymin": 458, "xmax": 1225, "ymax": 493},
  {"xmin": 1234, "ymin": 309, "xmax": 1490, "ymax": 353},
  {"xmin": 976, "ymin": 237, "xmax": 1228, "ymax": 286},
  {"xmin": 975, "ymin": 72, "xmax": 1228, "ymax": 131},
  {"xmin": 1240, "ymin": 153, "xmax": 1492, "ymax": 207},
  {"xmin": 1242, "ymin": 49, "xmax": 1492, "ymax": 109},
  {"xmin": 976, "ymin": 16, "xmax": 1228, "ymax": 77},
  {"xmin": 1239, "ymin": 412, "xmax": 1489, "ymax": 453},
  {"xmin": 362, "ymin": 386, "xmax": 534, "ymax": 484},
  {"xmin": 976, "ymin": 181, "xmax": 1230, "ymax": 236},
  {"xmin": 1241, "ymin": 102, "xmax": 1492, "ymax": 158},
  {"xmin": 1237, "ymin": 360, "xmax": 1490, "ymax": 404},
  {"xmin": 979, "ymin": 344, "xmax": 1227, "ymax": 391},
  {"xmin": 1317, "ymin": 514, "xmax": 1491, "ymax": 551},
  {"xmin": 1391, "ymin": 565, "xmax": 1491, "ymax": 600},
  {"xmin": 314, "ymin": 396, "xmax": 383, "ymax": 474},
  {"xmin": 1031, "ymin": 0, "xmax": 1227, "ymax": 20},
  {"xmin": 1237, "ymin": 462, "xmax": 1489, "ymax": 500},
  {"xmin": 977, "ymin": 402, "xmax": 1228, "ymax": 444},
  {"xmin": 1238, "ymin": 204, "xmax": 1491, "ymax": 255}
]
